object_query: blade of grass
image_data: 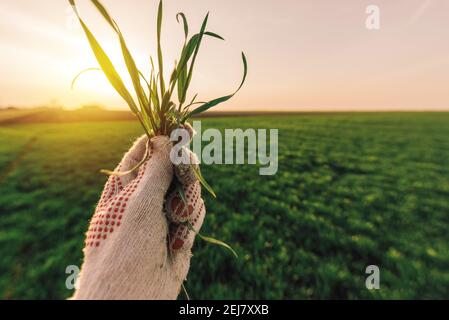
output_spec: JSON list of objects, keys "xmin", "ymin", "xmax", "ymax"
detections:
[
  {"xmin": 176, "ymin": 31, "xmax": 223, "ymax": 106},
  {"xmin": 71, "ymin": 67, "xmax": 101, "ymax": 89},
  {"xmin": 100, "ymin": 142, "xmax": 150, "ymax": 177},
  {"xmin": 183, "ymin": 14, "xmax": 209, "ymax": 103},
  {"xmin": 187, "ymin": 223, "xmax": 238, "ymax": 258},
  {"xmin": 157, "ymin": 0, "xmax": 166, "ymax": 96},
  {"xmin": 138, "ymin": 70, "xmax": 151, "ymax": 92},
  {"xmin": 190, "ymin": 164, "xmax": 216, "ymax": 198},
  {"xmin": 176, "ymin": 36, "xmax": 201, "ymax": 106},
  {"xmin": 68, "ymin": 0, "xmax": 153, "ymax": 137},
  {"xmin": 149, "ymin": 57, "xmax": 161, "ymax": 114},
  {"xmin": 90, "ymin": 0, "xmax": 151, "ymax": 131},
  {"xmin": 181, "ymin": 32, "xmax": 224, "ymax": 66},
  {"xmin": 176, "ymin": 182, "xmax": 188, "ymax": 205},
  {"xmin": 91, "ymin": 0, "xmax": 116, "ymax": 29},
  {"xmin": 69, "ymin": 0, "xmax": 139, "ymax": 115},
  {"xmin": 169, "ymin": 60, "xmax": 178, "ymax": 85},
  {"xmin": 204, "ymin": 31, "xmax": 225, "ymax": 40},
  {"xmin": 184, "ymin": 52, "xmax": 247, "ymax": 120},
  {"xmin": 151, "ymin": 72, "xmax": 161, "ymax": 114},
  {"xmin": 176, "ymin": 12, "xmax": 189, "ymax": 41},
  {"xmin": 181, "ymin": 283, "xmax": 190, "ymax": 300},
  {"xmin": 189, "ymin": 93, "xmax": 199, "ymax": 105},
  {"xmin": 185, "ymin": 93, "xmax": 199, "ymax": 109}
]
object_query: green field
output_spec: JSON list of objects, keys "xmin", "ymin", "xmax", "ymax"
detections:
[{"xmin": 0, "ymin": 113, "xmax": 448, "ymax": 299}]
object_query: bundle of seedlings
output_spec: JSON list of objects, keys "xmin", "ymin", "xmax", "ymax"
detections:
[{"xmin": 69, "ymin": 0, "xmax": 247, "ymax": 256}]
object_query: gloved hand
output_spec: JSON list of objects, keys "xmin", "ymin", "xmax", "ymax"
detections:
[{"xmin": 72, "ymin": 135, "xmax": 205, "ymax": 300}]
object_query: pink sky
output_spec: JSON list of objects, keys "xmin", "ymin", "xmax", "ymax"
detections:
[{"xmin": 1, "ymin": 0, "xmax": 449, "ymax": 111}]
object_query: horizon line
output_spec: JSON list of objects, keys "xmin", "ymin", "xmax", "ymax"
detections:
[{"xmin": 2, "ymin": 105, "xmax": 449, "ymax": 113}]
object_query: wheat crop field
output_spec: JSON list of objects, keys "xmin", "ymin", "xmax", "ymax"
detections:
[{"xmin": 0, "ymin": 112, "xmax": 448, "ymax": 299}]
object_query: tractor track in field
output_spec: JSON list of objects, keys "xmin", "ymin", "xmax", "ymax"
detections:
[{"xmin": 0, "ymin": 136, "xmax": 38, "ymax": 186}]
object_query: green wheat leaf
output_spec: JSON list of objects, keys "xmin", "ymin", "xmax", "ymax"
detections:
[
  {"xmin": 174, "ymin": 30, "xmax": 224, "ymax": 106},
  {"xmin": 91, "ymin": 0, "xmax": 116, "ymax": 29},
  {"xmin": 184, "ymin": 52, "xmax": 247, "ymax": 119},
  {"xmin": 184, "ymin": 14, "xmax": 209, "ymax": 100},
  {"xmin": 157, "ymin": 0, "xmax": 165, "ymax": 95},
  {"xmin": 187, "ymin": 223, "xmax": 238, "ymax": 258},
  {"xmin": 190, "ymin": 164, "xmax": 216, "ymax": 198},
  {"xmin": 68, "ymin": 0, "xmax": 138, "ymax": 115},
  {"xmin": 176, "ymin": 12, "xmax": 189, "ymax": 40},
  {"xmin": 90, "ymin": 0, "xmax": 151, "ymax": 127},
  {"xmin": 177, "ymin": 183, "xmax": 188, "ymax": 205},
  {"xmin": 204, "ymin": 31, "xmax": 225, "ymax": 40},
  {"xmin": 71, "ymin": 67, "xmax": 101, "ymax": 90},
  {"xmin": 100, "ymin": 143, "xmax": 150, "ymax": 177}
]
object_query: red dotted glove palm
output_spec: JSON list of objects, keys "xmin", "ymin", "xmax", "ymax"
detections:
[{"xmin": 73, "ymin": 135, "xmax": 205, "ymax": 300}]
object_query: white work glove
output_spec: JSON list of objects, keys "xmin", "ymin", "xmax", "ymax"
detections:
[{"xmin": 72, "ymin": 135, "xmax": 205, "ymax": 300}]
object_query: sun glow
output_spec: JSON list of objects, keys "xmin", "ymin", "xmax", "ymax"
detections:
[
  {"xmin": 72, "ymin": 42, "xmax": 135, "ymax": 96},
  {"xmin": 2, "ymin": 0, "xmax": 449, "ymax": 110}
]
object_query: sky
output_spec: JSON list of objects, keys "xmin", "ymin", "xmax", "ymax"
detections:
[{"xmin": 1, "ymin": 0, "xmax": 449, "ymax": 111}]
